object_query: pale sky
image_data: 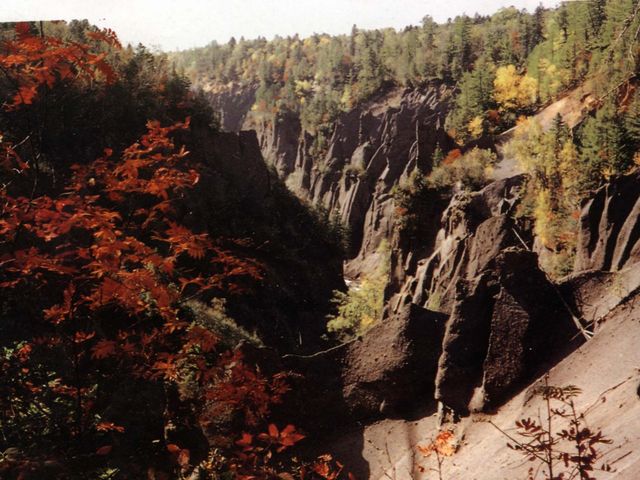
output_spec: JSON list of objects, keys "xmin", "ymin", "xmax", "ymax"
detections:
[{"xmin": 2, "ymin": 0, "xmax": 561, "ymax": 51}]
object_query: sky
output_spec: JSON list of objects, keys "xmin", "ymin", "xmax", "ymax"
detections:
[{"xmin": 2, "ymin": 0, "xmax": 562, "ymax": 51}]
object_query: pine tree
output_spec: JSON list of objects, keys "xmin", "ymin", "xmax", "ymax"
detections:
[{"xmin": 579, "ymin": 99, "xmax": 633, "ymax": 188}]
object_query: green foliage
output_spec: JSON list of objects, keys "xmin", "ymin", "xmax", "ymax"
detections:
[
  {"xmin": 428, "ymin": 147, "xmax": 496, "ymax": 190},
  {"xmin": 185, "ymin": 299, "xmax": 263, "ymax": 349},
  {"xmin": 507, "ymin": 116, "xmax": 581, "ymax": 276},
  {"xmin": 326, "ymin": 241, "xmax": 390, "ymax": 339},
  {"xmin": 445, "ymin": 59, "xmax": 497, "ymax": 142},
  {"xmin": 577, "ymin": 98, "xmax": 634, "ymax": 189},
  {"xmin": 171, "ymin": 7, "xmax": 548, "ymax": 134},
  {"xmin": 526, "ymin": 0, "xmax": 640, "ymax": 103}
]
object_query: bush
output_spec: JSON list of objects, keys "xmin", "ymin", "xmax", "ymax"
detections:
[
  {"xmin": 326, "ymin": 241, "xmax": 390, "ymax": 339},
  {"xmin": 428, "ymin": 147, "xmax": 496, "ymax": 191}
]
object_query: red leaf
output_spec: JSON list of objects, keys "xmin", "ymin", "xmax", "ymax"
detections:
[
  {"xmin": 91, "ymin": 339, "xmax": 117, "ymax": 359},
  {"xmin": 96, "ymin": 445, "xmax": 112, "ymax": 455},
  {"xmin": 177, "ymin": 448, "xmax": 190, "ymax": 467},
  {"xmin": 166, "ymin": 443, "xmax": 181, "ymax": 454},
  {"xmin": 15, "ymin": 22, "xmax": 31, "ymax": 37}
]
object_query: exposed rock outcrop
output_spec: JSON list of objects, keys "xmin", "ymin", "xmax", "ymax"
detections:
[
  {"xmin": 282, "ymin": 304, "xmax": 447, "ymax": 430},
  {"xmin": 574, "ymin": 170, "xmax": 640, "ymax": 273},
  {"xmin": 211, "ymin": 84, "xmax": 455, "ymax": 277},
  {"xmin": 387, "ymin": 174, "xmax": 526, "ymax": 316},
  {"xmin": 341, "ymin": 304, "xmax": 447, "ymax": 419},
  {"xmin": 202, "ymin": 82, "xmax": 257, "ymax": 132},
  {"xmin": 550, "ymin": 169, "xmax": 640, "ymax": 332},
  {"xmin": 436, "ymin": 249, "xmax": 579, "ymax": 414}
]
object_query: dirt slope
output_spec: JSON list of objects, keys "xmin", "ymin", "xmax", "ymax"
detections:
[
  {"xmin": 492, "ymin": 86, "xmax": 596, "ymax": 181},
  {"xmin": 331, "ymin": 292, "xmax": 640, "ymax": 479}
]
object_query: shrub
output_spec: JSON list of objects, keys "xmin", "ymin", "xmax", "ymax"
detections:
[
  {"xmin": 428, "ymin": 147, "xmax": 496, "ymax": 191},
  {"xmin": 326, "ymin": 241, "xmax": 390, "ymax": 339},
  {"xmin": 491, "ymin": 380, "xmax": 615, "ymax": 480}
]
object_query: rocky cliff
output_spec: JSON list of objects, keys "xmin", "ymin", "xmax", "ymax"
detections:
[
  {"xmin": 203, "ymin": 82, "xmax": 640, "ymax": 477},
  {"xmin": 211, "ymin": 83, "xmax": 455, "ymax": 277},
  {"xmin": 325, "ymin": 170, "xmax": 640, "ymax": 479},
  {"xmin": 182, "ymin": 126, "xmax": 345, "ymax": 351}
]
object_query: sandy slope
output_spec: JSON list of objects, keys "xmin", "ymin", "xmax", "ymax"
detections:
[
  {"xmin": 335, "ymin": 291, "xmax": 640, "ymax": 479},
  {"xmin": 491, "ymin": 86, "xmax": 596, "ymax": 182}
]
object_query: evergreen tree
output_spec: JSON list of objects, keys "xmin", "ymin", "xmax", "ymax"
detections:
[{"xmin": 578, "ymin": 99, "xmax": 633, "ymax": 189}]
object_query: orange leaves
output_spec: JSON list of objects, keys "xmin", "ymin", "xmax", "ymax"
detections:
[
  {"xmin": 257, "ymin": 424, "xmax": 305, "ymax": 453},
  {"xmin": 183, "ymin": 326, "xmax": 218, "ymax": 353},
  {"xmin": 309, "ymin": 454, "xmax": 349, "ymax": 480},
  {"xmin": 442, "ymin": 149, "xmax": 462, "ymax": 165},
  {"xmin": 164, "ymin": 223, "xmax": 210, "ymax": 260},
  {"xmin": 15, "ymin": 22, "xmax": 31, "ymax": 39},
  {"xmin": 235, "ymin": 432, "xmax": 254, "ymax": 450},
  {"xmin": 204, "ymin": 353, "xmax": 290, "ymax": 427},
  {"xmin": 417, "ymin": 430, "xmax": 457, "ymax": 458},
  {"xmin": 86, "ymin": 28, "xmax": 122, "ymax": 49},
  {"xmin": 0, "ymin": 21, "xmax": 292, "ymax": 480},
  {"xmin": 416, "ymin": 430, "xmax": 456, "ymax": 477},
  {"xmin": 1, "ymin": 22, "xmax": 121, "ymax": 110},
  {"xmin": 166, "ymin": 443, "xmax": 190, "ymax": 467},
  {"xmin": 15, "ymin": 343, "xmax": 32, "ymax": 363},
  {"xmin": 73, "ymin": 331, "xmax": 96, "ymax": 344},
  {"xmin": 95, "ymin": 445, "xmax": 113, "ymax": 456},
  {"xmin": 43, "ymin": 284, "xmax": 75, "ymax": 324},
  {"xmin": 14, "ymin": 85, "xmax": 38, "ymax": 106},
  {"xmin": 236, "ymin": 424, "xmax": 305, "ymax": 454},
  {"xmin": 229, "ymin": 425, "xmax": 308, "ymax": 479},
  {"xmin": 96, "ymin": 422, "xmax": 125, "ymax": 433}
]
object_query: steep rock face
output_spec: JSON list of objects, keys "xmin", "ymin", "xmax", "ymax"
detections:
[
  {"xmin": 382, "ymin": 172, "xmax": 581, "ymax": 416},
  {"xmin": 435, "ymin": 249, "xmax": 579, "ymax": 414},
  {"xmin": 554, "ymin": 170, "xmax": 640, "ymax": 332},
  {"xmin": 202, "ymin": 82, "xmax": 257, "ymax": 132},
  {"xmin": 281, "ymin": 304, "xmax": 447, "ymax": 430},
  {"xmin": 574, "ymin": 170, "xmax": 640, "ymax": 273},
  {"xmin": 214, "ymin": 85, "xmax": 456, "ymax": 276},
  {"xmin": 387, "ymin": 174, "xmax": 526, "ymax": 316},
  {"xmin": 183, "ymin": 127, "xmax": 344, "ymax": 351}
]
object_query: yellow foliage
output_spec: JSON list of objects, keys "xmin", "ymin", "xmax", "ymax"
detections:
[
  {"xmin": 493, "ymin": 64, "xmax": 538, "ymax": 111},
  {"xmin": 467, "ymin": 115, "xmax": 484, "ymax": 138},
  {"xmin": 340, "ymin": 85, "xmax": 353, "ymax": 110},
  {"xmin": 326, "ymin": 241, "xmax": 390, "ymax": 339},
  {"xmin": 534, "ymin": 189, "xmax": 554, "ymax": 248},
  {"xmin": 294, "ymin": 79, "xmax": 313, "ymax": 98}
]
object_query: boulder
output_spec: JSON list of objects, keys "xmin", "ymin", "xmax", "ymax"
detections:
[
  {"xmin": 341, "ymin": 304, "xmax": 448, "ymax": 419},
  {"xmin": 436, "ymin": 249, "xmax": 580, "ymax": 414}
]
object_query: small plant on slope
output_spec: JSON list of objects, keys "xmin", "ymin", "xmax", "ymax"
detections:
[
  {"xmin": 492, "ymin": 379, "xmax": 615, "ymax": 480},
  {"xmin": 416, "ymin": 429, "xmax": 457, "ymax": 480}
]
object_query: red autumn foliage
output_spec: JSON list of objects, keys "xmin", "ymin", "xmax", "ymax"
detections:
[
  {"xmin": 442, "ymin": 148, "xmax": 462, "ymax": 165},
  {"xmin": 0, "ymin": 22, "xmax": 353, "ymax": 480},
  {"xmin": 0, "ymin": 22, "xmax": 117, "ymax": 110}
]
